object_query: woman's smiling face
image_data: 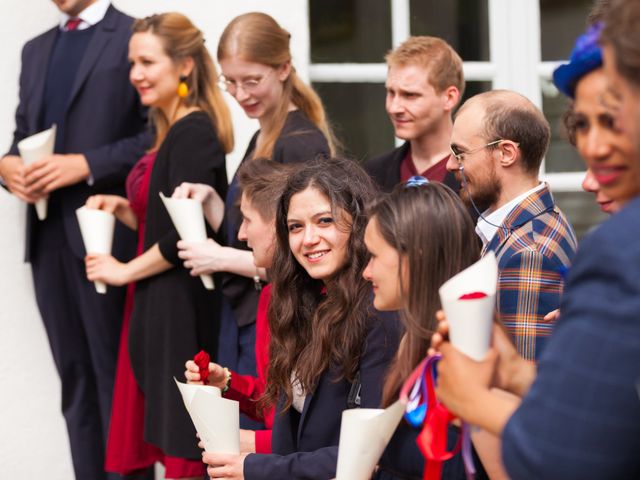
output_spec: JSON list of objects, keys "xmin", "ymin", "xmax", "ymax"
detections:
[{"xmin": 286, "ymin": 187, "xmax": 351, "ymax": 282}]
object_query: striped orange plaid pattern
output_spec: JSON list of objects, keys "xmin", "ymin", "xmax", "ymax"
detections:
[{"xmin": 485, "ymin": 184, "xmax": 578, "ymax": 361}]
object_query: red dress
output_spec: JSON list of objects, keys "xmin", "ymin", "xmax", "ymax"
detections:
[{"xmin": 105, "ymin": 152, "xmax": 204, "ymax": 478}]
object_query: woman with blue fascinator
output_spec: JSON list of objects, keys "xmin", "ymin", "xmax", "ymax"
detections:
[{"xmin": 553, "ymin": 19, "xmax": 637, "ymax": 213}]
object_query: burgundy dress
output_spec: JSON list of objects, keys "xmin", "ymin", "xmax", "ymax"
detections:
[{"xmin": 105, "ymin": 152, "xmax": 204, "ymax": 477}]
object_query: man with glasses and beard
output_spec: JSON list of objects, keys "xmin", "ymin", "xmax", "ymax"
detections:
[{"xmin": 446, "ymin": 90, "xmax": 577, "ymax": 361}]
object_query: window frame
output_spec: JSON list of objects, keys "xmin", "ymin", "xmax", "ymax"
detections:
[{"xmin": 308, "ymin": 0, "xmax": 583, "ymax": 191}]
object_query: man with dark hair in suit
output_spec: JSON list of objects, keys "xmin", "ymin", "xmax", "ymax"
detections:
[
  {"xmin": 365, "ymin": 36, "xmax": 464, "ymax": 192},
  {"xmin": 0, "ymin": 0, "xmax": 148, "ymax": 478}
]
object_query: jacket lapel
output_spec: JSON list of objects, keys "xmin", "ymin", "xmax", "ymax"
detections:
[
  {"xmin": 296, "ymin": 388, "xmax": 315, "ymax": 443},
  {"xmin": 67, "ymin": 5, "xmax": 118, "ymax": 111}
]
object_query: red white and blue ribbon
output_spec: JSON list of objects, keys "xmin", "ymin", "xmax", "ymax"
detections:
[{"xmin": 400, "ymin": 354, "xmax": 475, "ymax": 480}]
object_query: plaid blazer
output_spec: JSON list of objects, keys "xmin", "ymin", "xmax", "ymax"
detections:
[{"xmin": 484, "ymin": 184, "xmax": 578, "ymax": 360}]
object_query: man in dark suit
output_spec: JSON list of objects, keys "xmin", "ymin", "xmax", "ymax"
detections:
[
  {"xmin": 0, "ymin": 1, "xmax": 148, "ymax": 478},
  {"xmin": 365, "ymin": 36, "xmax": 464, "ymax": 192}
]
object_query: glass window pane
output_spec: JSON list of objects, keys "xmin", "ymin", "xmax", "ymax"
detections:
[
  {"xmin": 554, "ymin": 191, "xmax": 607, "ymax": 239},
  {"xmin": 540, "ymin": 0, "xmax": 593, "ymax": 61},
  {"xmin": 309, "ymin": 0, "xmax": 392, "ymax": 63},
  {"xmin": 314, "ymin": 82, "xmax": 394, "ymax": 161},
  {"xmin": 542, "ymin": 79, "xmax": 585, "ymax": 173},
  {"xmin": 459, "ymin": 80, "xmax": 492, "ymax": 108},
  {"xmin": 410, "ymin": 0, "xmax": 490, "ymax": 61}
]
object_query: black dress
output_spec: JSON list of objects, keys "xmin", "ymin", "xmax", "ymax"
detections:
[
  {"xmin": 218, "ymin": 110, "xmax": 330, "ymax": 373},
  {"xmin": 129, "ymin": 111, "xmax": 228, "ymax": 459}
]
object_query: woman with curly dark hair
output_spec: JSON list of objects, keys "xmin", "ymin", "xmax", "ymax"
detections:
[{"xmin": 202, "ymin": 157, "xmax": 401, "ymax": 479}]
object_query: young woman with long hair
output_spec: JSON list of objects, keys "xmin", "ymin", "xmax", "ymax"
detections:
[
  {"xmin": 201, "ymin": 158, "xmax": 401, "ymax": 479},
  {"xmin": 362, "ymin": 178, "xmax": 479, "ymax": 479},
  {"xmin": 83, "ymin": 13, "xmax": 232, "ymax": 479},
  {"xmin": 177, "ymin": 12, "xmax": 336, "ymax": 404}
]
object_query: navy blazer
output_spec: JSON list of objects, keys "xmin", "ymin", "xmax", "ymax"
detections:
[
  {"xmin": 244, "ymin": 311, "xmax": 402, "ymax": 479},
  {"xmin": 5, "ymin": 5, "xmax": 149, "ymax": 261},
  {"xmin": 502, "ymin": 197, "xmax": 640, "ymax": 479}
]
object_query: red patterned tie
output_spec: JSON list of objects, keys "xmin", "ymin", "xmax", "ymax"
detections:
[{"xmin": 65, "ymin": 18, "xmax": 82, "ymax": 31}]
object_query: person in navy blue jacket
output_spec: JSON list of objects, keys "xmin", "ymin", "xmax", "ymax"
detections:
[
  {"xmin": 0, "ymin": 1, "xmax": 148, "ymax": 478},
  {"xmin": 203, "ymin": 158, "xmax": 401, "ymax": 479},
  {"xmin": 431, "ymin": 3, "xmax": 640, "ymax": 477}
]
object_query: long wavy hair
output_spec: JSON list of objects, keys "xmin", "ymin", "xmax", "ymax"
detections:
[
  {"xmin": 369, "ymin": 182, "xmax": 479, "ymax": 407},
  {"xmin": 133, "ymin": 13, "xmax": 234, "ymax": 153},
  {"xmin": 263, "ymin": 157, "xmax": 377, "ymax": 411},
  {"xmin": 217, "ymin": 12, "xmax": 336, "ymax": 158}
]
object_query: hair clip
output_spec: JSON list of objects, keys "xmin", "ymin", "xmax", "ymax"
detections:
[{"xmin": 405, "ymin": 175, "xmax": 430, "ymax": 188}]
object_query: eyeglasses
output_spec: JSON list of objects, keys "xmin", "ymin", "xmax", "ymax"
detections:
[
  {"xmin": 449, "ymin": 139, "xmax": 511, "ymax": 164},
  {"xmin": 404, "ymin": 175, "xmax": 430, "ymax": 188},
  {"xmin": 217, "ymin": 69, "xmax": 274, "ymax": 94}
]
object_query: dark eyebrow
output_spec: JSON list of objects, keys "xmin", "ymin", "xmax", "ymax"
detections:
[{"xmin": 287, "ymin": 210, "xmax": 332, "ymax": 223}]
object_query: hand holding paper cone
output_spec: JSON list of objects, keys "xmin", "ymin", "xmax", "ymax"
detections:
[
  {"xmin": 174, "ymin": 379, "xmax": 240, "ymax": 454},
  {"xmin": 17, "ymin": 125, "xmax": 56, "ymax": 220},
  {"xmin": 76, "ymin": 206, "xmax": 116, "ymax": 294},
  {"xmin": 160, "ymin": 193, "xmax": 214, "ymax": 290},
  {"xmin": 439, "ymin": 252, "xmax": 498, "ymax": 361},
  {"xmin": 335, "ymin": 401, "xmax": 405, "ymax": 480}
]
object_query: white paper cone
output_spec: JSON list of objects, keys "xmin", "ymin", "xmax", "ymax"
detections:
[
  {"xmin": 160, "ymin": 193, "xmax": 215, "ymax": 290},
  {"xmin": 439, "ymin": 252, "xmax": 498, "ymax": 361},
  {"xmin": 34, "ymin": 199, "xmax": 48, "ymax": 221},
  {"xmin": 335, "ymin": 401, "xmax": 405, "ymax": 480},
  {"xmin": 76, "ymin": 206, "xmax": 116, "ymax": 294},
  {"xmin": 17, "ymin": 125, "xmax": 56, "ymax": 220},
  {"xmin": 174, "ymin": 379, "xmax": 240, "ymax": 454}
]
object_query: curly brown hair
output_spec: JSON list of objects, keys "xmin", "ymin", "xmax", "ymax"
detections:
[{"xmin": 262, "ymin": 157, "xmax": 378, "ymax": 411}]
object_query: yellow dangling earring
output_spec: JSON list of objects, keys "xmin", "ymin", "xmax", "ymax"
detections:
[{"xmin": 177, "ymin": 75, "xmax": 189, "ymax": 98}]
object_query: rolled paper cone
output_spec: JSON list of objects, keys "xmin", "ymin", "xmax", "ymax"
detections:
[
  {"xmin": 95, "ymin": 281, "xmax": 107, "ymax": 294},
  {"xmin": 174, "ymin": 378, "xmax": 240, "ymax": 454},
  {"xmin": 17, "ymin": 125, "xmax": 56, "ymax": 221},
  {"xmin": 35, "ymin": 199, "xmax": 48, "ymax": 221},
  {"xmin": 200, "ymin": 274, "xmax": 214, "ymax": 290},
  {"xmin": 160, "ymin": 193, "xmax": 215, "ymax": 290},
  {"xmin": 76, "ymin": 206, "xmax": 116, "ymax": 295},
  {"xmin": 335, "ymin": 401, "xmax": 405, "ymax": 480},
  {"xmin": 439, "ymin": 252, "xmax": 498, "ymax": 361}
]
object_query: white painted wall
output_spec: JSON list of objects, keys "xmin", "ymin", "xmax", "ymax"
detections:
[{"xmin": 0, "ymin": 1, "xmax": 310, "ymax": 478}]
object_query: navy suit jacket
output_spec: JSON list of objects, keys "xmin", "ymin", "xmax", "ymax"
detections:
[
  {"xmin": 244, "ymin": 311, "xmax": 402, "ymax": 479},
  {"xmin": 502, "ymin": 196, "xmax": 640, "ymax": 479},
  {"xmin": 6, "ymin": 5, "xmax": 149, "ymax": 261}
]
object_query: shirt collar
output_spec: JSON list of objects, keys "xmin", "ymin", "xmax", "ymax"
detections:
[
  {"xmin": 476, "ymin": 182, "xmax": 546, "ymax": 245},
  {"xmin": 59, "ymin": 0, "xmax": 110, "ymax": 30}
]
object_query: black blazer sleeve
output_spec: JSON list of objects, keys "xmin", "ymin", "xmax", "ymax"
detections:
[
  {"xmin": 243, "ymin": 311, "xmax": 402, "ymax": 480},
  {"xmin": 272, "ymin": 112, "xmax": 330, "ymax": 165},
  {"xmin": 5, "ymin": 41, "xmax": 35, "ymax": 157},
  {"xmin": 155, "ymin": 115, "xmax": 227, "ymax": 265}
]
